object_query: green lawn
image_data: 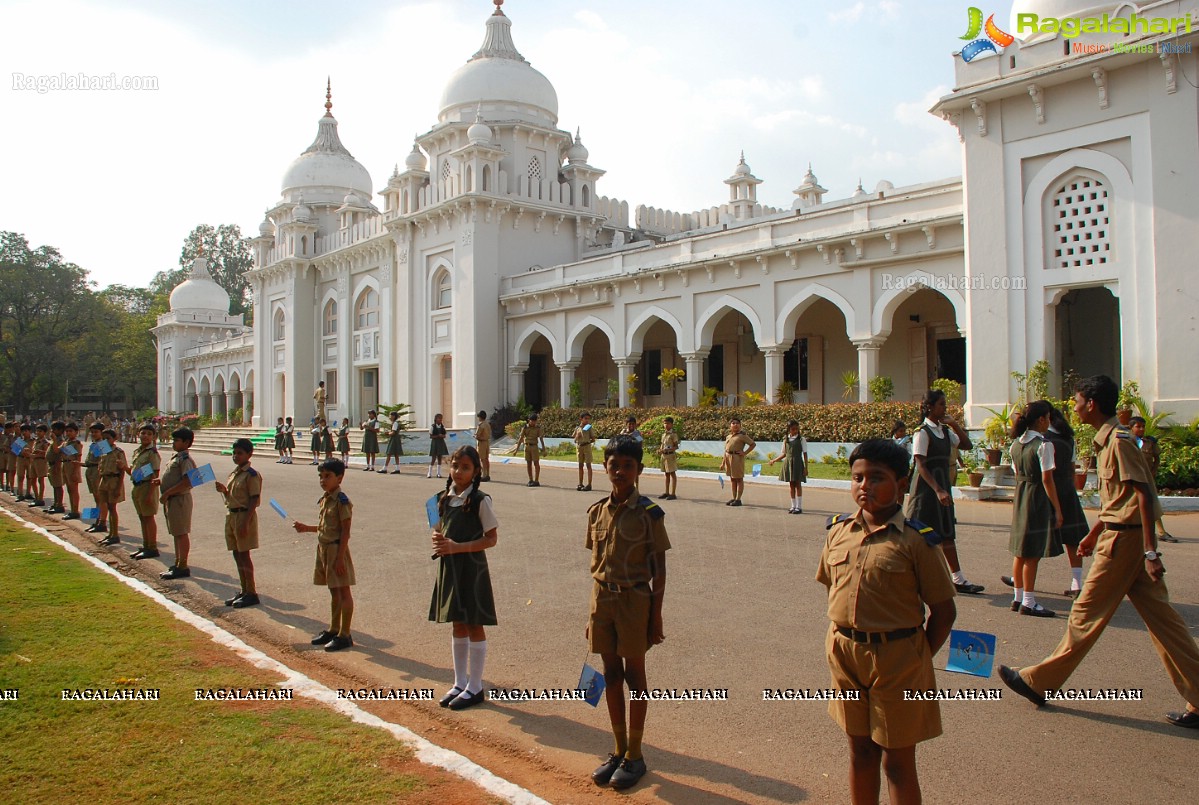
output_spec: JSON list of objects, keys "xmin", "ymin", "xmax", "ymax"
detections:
[{"xmin": 0, "ymin": 521, "xmax": 482, "ymax": 805}]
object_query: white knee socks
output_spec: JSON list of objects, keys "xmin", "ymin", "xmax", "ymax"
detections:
[
  {"xmin": 467, "ymin": 640, "xmax": 487, "ymax": 694},
  {"xmin": 452, "ymin": 636, "xmax": 469, "ymax": 692}
]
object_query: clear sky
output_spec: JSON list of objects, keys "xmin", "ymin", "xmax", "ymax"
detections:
[{"xmin": 0, "ymin": 0, "xmax": 993, "ymax": 290}]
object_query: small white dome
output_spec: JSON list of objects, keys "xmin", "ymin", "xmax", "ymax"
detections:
[
  {"xmin": 294, "ymin": 201, "xmax": 313, "ymax": 221},
  {"xmin": 405, "ymin": 143, "xmax": 427, "ymax": 171},
  {"xmin": 438, "ymin": 6, "xmax": 558, "ymax": 127},
  {"xmin": 852, "ymin": 181, "xmax": 868, "ymax": 201},
  {"xmin": 734, "ymin": 154, "xmax": 752, "ymax": 176},
  {"xmin": 566, "ymin": 130, "xmax": 589, "ymax": 164},
  {"xmin": 467, "ymin": 114, "xmax": 493, "ymax": 144},
  {"xmin": 343, "ymin": 191, "xmax": 360, "ymax": 207},
  {"xmin": 169, "ymin": 256, "xmax": 231, "ymax": 313},
  {"xmin": 874, "ymin": 179, "xmax": 895, "ymax": 193},
  {"xmin": 281, "ymin": 91, "xmax": 373, "ymax": 205},
  {"xmin": 258, "ymin": 219, "xmax": 274, "ymax": 237}
]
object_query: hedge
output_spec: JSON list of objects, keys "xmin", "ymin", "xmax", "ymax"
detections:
[{"xmin": 532, "ymin": 403, "xmax": 962, "ymax": 443}]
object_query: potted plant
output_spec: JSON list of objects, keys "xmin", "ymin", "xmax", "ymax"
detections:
[
  {"xmin": 981, "ymin": 404, "xmax": 1013, "ymax": 466},
  {"xmin": 963, "ymin": 453, "xmax": 985, "ymax": 487}
]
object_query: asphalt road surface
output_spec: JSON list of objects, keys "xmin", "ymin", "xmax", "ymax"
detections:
[{"xmin": 26, "ymin": 451, "xmax": 1199, "ymax": 803}]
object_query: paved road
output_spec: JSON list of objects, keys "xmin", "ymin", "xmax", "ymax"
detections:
[{"xmin": 32, "ymin": 451, "xmax": 1199, "ymax": 803}]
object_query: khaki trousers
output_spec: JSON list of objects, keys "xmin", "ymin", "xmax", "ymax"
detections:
[{"xmin": 1022, "ymin": 528, "xmax": 1199, "ymax": 707}]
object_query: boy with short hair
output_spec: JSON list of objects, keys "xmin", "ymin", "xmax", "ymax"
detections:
[
  {"xmin": 514, "ymin": 413, "xmax": 545, "ymax": 487},
  {"xmin": 44, "ymin": 420, "xmax": 67, "ymax": 514},
  {"xmin": 586, "ymin": 436, "xmax": 670, "ymax": 790},
  {"xmin": 62, "ymin": 422, "xmax": 84, "ymax": 519},
  {"xmin": 214, "ymin": 438, "xmax": 262, "ymax": 607},
  {"xmin": 1130, "ymin": 415, "xmax": 1177, "ymax": 543},
  {"xmin": 14, "ymin": 423, "xmax": 32, "ymax": 500},
  {"xmin": 475, "ymin": 411, "xmax": 492, "ymax": 482},
  {"xmin": 292, "ymin": 458, "xmax": 356, "ymax": 651},
  {"xmin": 95, "ymin": 428, "xmax": 130, "ymax": 546},
  {"xmin": 128, "ymin": 424, "xmax": 161, "ymax": 560},
  {"xmin": 83, "ymin": 423, "xmax": 107, "ymax": 533},
  {"xmin": 156, "ymin": 427, "xmax": 197, "ymax": 580},
  {"xmin": 817, "ymin": 438, "xmax": 957, "ymax": 805},
  {"xmin": 0, "ymin": 421, "xmax": 13, "ymax": 492},
  {"xmin": 573, "ymin": 412, "xmax": 596, "ymax": 492},
  {"xmin": 28, "ymin": 423, "xmax": 50, "ymax": 508},
  {"xmin": 658, "ymin": 417, "xmax": 679, "ymax": 500}
]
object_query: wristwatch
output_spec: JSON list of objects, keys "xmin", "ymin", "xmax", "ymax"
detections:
[{"xmin": 1144, "ymin": 550, "xmax": 1160, "ymax": 561}]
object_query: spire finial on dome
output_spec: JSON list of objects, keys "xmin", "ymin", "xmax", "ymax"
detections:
[
  {"xmin": 324, "ymin": 77, "xmax": 333, "ymax": 117},
  {"xmin": 493, "ymin": 0, "xmax": 504, "ymax": 15},
  {"xmin": 471, "ymin": 0, "xmax": 527, "ymax": 62},
  {"xmin": 739, "ymin": 150, "xmax": 746, "ymax": 163}
]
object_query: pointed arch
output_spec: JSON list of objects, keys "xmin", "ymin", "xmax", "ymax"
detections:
[
  {"xmin": 776, "ymin": 284, "xmax": 858, "ymax": 342},
  {"xmin": 626, "ymin": 306, "xmax": 687, "ymax": 356},
  {"xmin": 567, "ymin": 316, "xmax": 618, "ymax": 361},
  {"xmin": 228, "ymin": 371, "xmax": 242, "ymax": 392},
  {"xmin": 695, "ymin": 295, "xmax": 764, "ymax": 350},
  {"xmin": 872, "ymin": 271, "xmax": 966, "ymax": 338},
  {"xmin": 353, "ymin": 278, "xmax": 381, "ymax": 331},
  {"xmin": 513, "ymin": 322, "xmax": 562, "ymax": 365}
]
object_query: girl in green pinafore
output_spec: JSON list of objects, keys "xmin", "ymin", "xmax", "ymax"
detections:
[
  {"xmin": 360, "ymin": 410, "xmax": 380, "ymax": 472},
  {"xmin": 1046, "ymin": 405, "xmax": 1089, "ymax": 598},
  {"xmin": 1008, "ymin": 400, "xmax": 1064, "ymax": 618},
  {"xmin": 429, "ymin": 445, "xmax": 498, "ymax": 711},
  {"xmin": 382, "ymin": 411, "xmax": 405, "ymax": 475},
  {"xmin": 904, "ymin": 389, "xmax": 984, "ymax": 595},
  {"xmin": 769, "ymin": 419, "xmax": 808, "ymax": 514},
  {"xmin": 336, "ymin": 418, "xmax": 351, "ymax": 464}
]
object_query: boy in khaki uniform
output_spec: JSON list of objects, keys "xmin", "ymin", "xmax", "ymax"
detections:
[
  {"xmin": 94, "ymin": 428, "xmax": 129, "ymax": 546},
  {"xmin": 1000, "ymin": 375, "xmax": 1199, "ymax": 728},
  {"xmin": 585, "ymin": 436, "xmax": 670, "ymax": 791},
  {"xmin": 62, "ymin": 422, "xmax": 84, "ymax": 520},
  {"xmin": 83, "ymin": 423, "xmax": 107, "ymax": 533},
  {"xmin": 0, "ymin": 422, "xmax": 12, "ymax": 492},
  {"xmin": 293, "ymin": 458, "xmax": 356, "ymax": 652},
  {"xmin": 155, "ymin": 427, "xmax": 196, "ymax": 580},
  {"xmin": 14, "ymin": 423, "xmax": 32, "ymax": 500},
  {"xmin": 28, "ymin": 424, "xmax": 50, "ymax": 508},
  {"xmin": 214, "ymin": 438, "xmax": 262, "ymax": 608},
  {"xmin": 44, "ymin": 421, "xmax": 66, "ymax": 514},
  {"xmin": 514, "ymin": 413, "xmax": 545, "ymax": 487},
  {"xmin": 817, "ymin": 438, "xmax": 956, "ymax": 805},
  {"xmin": 128, "ymin": 424, "xmax": 161, "ymax": 560},
  {"xmin": 573, "ymin": 412, "xmax": 596, "ymax": 491},
  {"xmin": 657, "ymin": 417, "xmax": 679, "ymax": 500},
  {"xmin": 475, "ymin": 411, "xmax": 492, "ymax": 482}
]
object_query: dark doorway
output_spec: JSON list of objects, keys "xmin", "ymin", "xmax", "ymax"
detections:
[
  {"xmin": 526, "ymin": 353, "xmax": 548, "ymax": 411},
  {"xmin": 705, "ymin": 345, "xmax": 725, "ymax": 391},
  {"xmin": 936, "ymin": 337, "xmax": 966, "ymax": 384}
]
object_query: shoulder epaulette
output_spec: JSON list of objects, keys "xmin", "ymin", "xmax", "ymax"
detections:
[
  {"xmin": 638, "ymin": 496, "xmax": 666, "ymax": 520},
  {"xmin": 905, "ymin": 518, "xmax": 942, "ymax": 547},
  {"xmin": 587, "ymin": 497, "xmax": 608, "ymax": 513},
  {"xmin": 826, "ymin": 513, "xmax": 854, "ymax": 529},
  {"xmin": 337, "ymin": 491, "xmax": 350, "ymax": 504},
  {"xmin": 247, "ymin": 467, "xmax": 259, "ymax": 477},
  {"xmin": 1115, "ymin": 429, "xmax": 1133, "ymax": 440}
]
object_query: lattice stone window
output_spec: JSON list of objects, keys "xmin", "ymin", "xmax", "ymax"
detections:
[
  {"xmin": 528, "ymin": 156, "xmax": 541, "ymax": 181},
  {"xmin": 440, "ymin": 161, "xmax": 452, "ymax": 181},
  {"xmin": 1050, "ymin": 176, "xmax": 1110, "ymax": 268}
]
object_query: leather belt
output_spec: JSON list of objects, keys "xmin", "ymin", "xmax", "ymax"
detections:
[
  {"xmin": 227, "ymin": 507, "xmax": 249, "ymax": 513},
  {"xmin": 597, "ymin": 580, "xmax": 644, "ymax": 593},
  {"xmin": 836, "ymin": 626, "xmax": 919, "ymax": 644},
  {"xmin": 1101, "ymin": 522, "xmax": 1141, "ymax": 531}
]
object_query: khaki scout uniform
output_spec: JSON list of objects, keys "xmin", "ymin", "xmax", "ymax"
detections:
[
  {"xmin": 586, "ymin": 490, "xmax": 671, "ymax": 658},
  {"xmin": 221, "ymin": 464, "xmax": 261, "ymax": 552},
  {"xmin": 659, "ymin": 431, "xmax": 680, "ymax": 473},
  {"xmin": 46, "ymin": 438, "xmax": 64, "ymax": 490},
  {"xmin": 159, "ymin": 449, "xmax": 196, "ymax": 536},
  {"xmin": 520, "ymin": 422, "xmax": 543, "ymax": 461},
  {"xmin": 314, "ymin": 489, "xmax": 355, "ymax": 588},
  {"xmin": 0, "ymin": 431, "xmax": 11, "ymax": 480},
  {"xmin": 816, "ymin": 509, "xmax": 956, "ymax": 749},
  {"xmin": 95, "ymin": 444, "xmax": 129, "ymax": 505},
  {"xmin": 1019, "ymin": 419, "xmax": 1199, "ymax": 704},
  {"xmin": 129, "ymin": 444, "xmax": 161, "ymax": 517},
  {"xmin": 31, "ymin": 437, "xmax": 50, "ymax": 480},
  {"xmin": 15, "ymin": 435, "xmax": 31, "ymax": 490},
  {"xmin": 83, "ymin": 437, "xmax": 103, "ymax": 496},
  {"xmin": 573, "ymin": 423, "xmax": 596, "ymax": 466},
  {"xmin": 723, "ymin": 432, "xmax": 755, "ymax": 479},
  {"xmin": 474, "ymin": 419, "xmax": 491, "ymax": 455},
  {"xmin": 63, "ymin": 438, "xmax": 83, "ymax": 487}
]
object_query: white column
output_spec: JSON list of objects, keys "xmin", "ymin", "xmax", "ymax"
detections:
[
  {"xmin": 616, "ymin": 359, "xmax": 637, "ymax": 408},
  {"xmin": 557, "ymin": 361, "xmax": 580, "ymax": 408},
  {"xmin": 509, "ymin": 364, "xmax": 528, "ymax": 404},
  {"xmin": 763, "ymin": 347, "xmax": 785, "ymax": 404},
  {"xmin": 853, "ymin": 339, "xmax": 883, "ymax": 403},
  {"xmin": 209, "ymin": 393, "xmax": 220, "ymax": 417},
  {"xmin": 681, "ymin": 351, "xmax": 707, "ymax": 406},
  {"xmin": 225, "ymin": 393, "xmax": 234, "ymax": 421},
  {"xmin": 245, "ymin": 391, "xmax": 254, "ymax": 425}
]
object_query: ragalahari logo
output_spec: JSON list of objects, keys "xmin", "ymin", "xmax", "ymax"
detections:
[{"xmin": 959, "ymin": 7, "xmax": 1015, "ymax": 62}]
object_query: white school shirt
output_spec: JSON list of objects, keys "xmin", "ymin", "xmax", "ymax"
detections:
[
  {"xmin": 1011, "ymin": 430, "xmax": 1056, "ymax": 474},
  {"xmin": 446, "ymin": 484, "xmax": 499, "ymax": 533},
  {"xmin": 911, "ymin": 418, "xmax": 959, "ymax": 458}
]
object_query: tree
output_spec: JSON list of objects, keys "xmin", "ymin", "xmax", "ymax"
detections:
[{"xmin": 149, "ymin": 223, "xmax": 254, "ymax": 321}]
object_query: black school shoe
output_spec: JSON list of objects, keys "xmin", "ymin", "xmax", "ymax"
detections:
[
  {"xmin": 439, "ymin": 688, "xmax": 463, "ymax": 708},
  {"xmin": 98, "ymin": 535, "xmax": 120, "ymax": 546},
  {"xmin": 160, "ymin": 566, "xmax": 190, "ymax": 580},
  {"xmin": 609, "ymin": 757, "xmax": 648, "ymax": 790},
  {"xmin": 954, "ymin": 581, "xmax": 986, "ymax": 595},
  {"xmin": 63, "ymin": 512, "xmax": 81, "ymax": 520},
  {"xmin": 1166, "ymin": 710, "xmax": 1199, "ymax": 728},
  {"xmin": 130, "ymin": 549, "xmax": 160, "ymax": 560},
  {"xmin": 998, "ymin": 665, "xmax": 1046, "ymax": 706},
  {"xmin": 310, "ymin": 630, "xmax": 337, "ymax": 646},
  {"xmin": 448, "ymin": 689, "xmax": 485, "ymax": 710},
  {"xmin": 592, "ymin": 753, "xmax": 623, "ymax": 786},
  {"xmin": 324, "ymin": 635, "xmax": 353, "ymax": 652},
  {"xmin": 231, "ymin": 593, "xmax": 260, "ymax": 608},
  {"xmin": 1020, "ymin": 604, "xmax": 1056, "ymax": 618}
]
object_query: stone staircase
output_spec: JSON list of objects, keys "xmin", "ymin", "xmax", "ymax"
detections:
[{"xmin": 184, "ymin": 425, "xmax": 478, "ymax": 459}]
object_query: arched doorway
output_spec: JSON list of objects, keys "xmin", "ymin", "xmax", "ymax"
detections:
[
  {"xmin": 699, "ymin": 309, "xmax": 762, "ymax": 405},
  {"xmin": 879, "ymin": 289, "xmax": 963, "ymax": 401},
  {"xmin": 1055, "ymin": 287, "xmax": 1120, "ymax": 385},
  {"xmin": 524, "ymin": 335, "xmax": 557, "ymax": 411},
  {"xmin": 575, "ymin": 329, "xmax": 617, "ymax": 407}
]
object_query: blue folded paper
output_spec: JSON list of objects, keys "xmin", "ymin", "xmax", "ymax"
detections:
[
  {"xmin": 81, "ymin": 507, "xmax": 99, "ymax": 522},
  {"xmin": 717, "ymin": 474, "xmax": 725, "ymax": 489},
  {"xmin": 60, "ymin": 444, "xmax": 78, "ymax": 457},
  {"xmin": 90, "ymin": 441, "xmax": 112, "ymax": 457},
  {"xmin": 131, "ymin": 463, "xmax": 154, "ymax": 483},
  {"xmin": 752, "ymin": 464, "xmax": 762, "ymax": 477},
  {"xmin": 577, "ymin": 662, "xmax": 606, "ymax": 707},
  {"xmin": 268, "ymin": 498, "xmax": 287, "ymax": 519},
  {"xmin": 426, "ymin": 493, "xmax": 441, "ymax": 528},
  {"xmin": 187, "ymin": 463, "xmax": 216, "ymax": 487},
  {"xmin": 944, "ymin": 629, "xmax": 997, "ymax": 678},
  {"xmin": 10, "ymin": 438, "xmax": 26, "ymax": 456}
]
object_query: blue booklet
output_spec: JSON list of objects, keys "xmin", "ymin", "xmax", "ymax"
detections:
[
  {"xmin": 268, "ymin": 498, "xmax": 288, "ymax": 519},
  {"xmin": 60, "ymin": 444, "xmax": 78, "ymax": 457},
  {"xmin": 81, "ymin": 507, "xmax": 99, "ymax": 522},
  {"xmin": 577, "ymin": 662, "xmax": 606, "ymax": 708},
  {"xmin": 187, "ymin": 463, "xmax": 216, "ymax": 487},
  {"xmin": 10, "ymin": 438, "xmax": 26, "ymax": 456},
  {"xmin": 717, "ymin": 474, "xmax": 725, "ymax": 489},
  {"xmin": 90, "ymin": 441, "xmax": 112, "ymax": 457},
  {"xmin": 944, "ymin": 629, "xmax": 997, "ymax": 678},
  {"xmin": 425, "ymin": 493, "xmax": 441, "ymax": 528},
  {"xmin": 131, "ymin": 463, "xmax": 154, "ymax": 483},
  {"xmin": 752, "ymin": 464, "xmax": 762, "ymax": 477}
]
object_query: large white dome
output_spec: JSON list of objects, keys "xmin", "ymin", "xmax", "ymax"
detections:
[
  {"xmin": 169, "ymin": 256, "xmax": 231, "ymax": 313},
  {"xmin": 281, "ymin": 103, "xmax": 373, "ymax": 205},
  {"xmin": 438, "ymin": 6, "xmax": 558, "ymax": 127}
]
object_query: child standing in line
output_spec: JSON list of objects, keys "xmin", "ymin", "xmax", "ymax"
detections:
[
  {"xmin": 427, "ymin": 413, "xmax": 448, "ymax": 479},
  {"xmin": 382, "ymin": 410, "xmax": 404, "ymax": 474},
  {"xmin": 83, "ymin": 423, "xmax": 107, "ymax": 533},
  {"xmin": 429, "ymin": 446, "xmax": 498, "ymax": 711},
  {"xmin": 14, "ymin": 423, "xmax": 32, "ymax": 501},
  {"xmin": 44, "ymin": 420, "xmax": 66, "ymax": 514},
  {"xmin": 1, "ymin": 421, "xmax": 14, "ymax": 492},
  {"xmin": 95, "ymin": 428, "xmax": 129, "ymax": 547},
  {"xmin": 1130, "ymin": 415, "xmax": 1177, "ymax": 543},
  {"xmin": 515, "ymin": 413, "xmax": 545, "ymax": 487},
  {"xmin": 62, "ymin": 422, "xmax": 84, "ymax": 520},
  {"xmin": 293, "ymin": 458, "xmax": 356, "ymax": 652},
  {"xmin": 360, "ymin": 410, "xmax": 380, "ymax": 471},
  {"xmin": 720, "ymin": 418, "xmax": 755, "ymax": 507},
  {"xmin": 475, "ymin": 411, "xmax": 492, "ymax": 482},
  {"xmin": 28, "ymin": 423, "xmax": 50, "ymax": 508},
  {"xmin": 320, "ymin": 418, "xmax": 334, "ymax": 461},
  {"xmin": 309, "ymin": 420, "xmax": 322, "ymax": 465},
  {"xmin": 573, "ymin": 412, "xmax": 596, "ymax": 492},
  {"xmin": 818, "ymin": 438, "xmax": 956, "ymax": 805},
  {"xmin": 769, "ymin": 419, "xmax": 808, "ymax": 514},
  {"xmin": 657, "ymin": 417, "xmax": 679, "ymax": 500},
  {"xmin": 337, "ymin": 418, "xmax": 352, "ymax": 464},
  {"xmin": 274, "ymin": 416, "xmax": 286, "ymax": 463},
  {"xmin": 128, "ymin": 424, "xmax": 162, "ymax": 560},
  {"xmin": 214, "ymin": 438, "xmax": 262, "ymax": 608},
  {"xmin": 586, "ymin": 436, "xmax": 670, "ymax": 790},
  {"xmin": 620, "ymin": 415, "xmax": 644, "ymax": 444},
  {"xmin": 1007, "ymin": 401, "xmax": 1064, "ymax": 618},
  {"xmin": 282, "ymin": 416, "xmax": 296, "ymax": 464},
  {"xmin": 891, "ymin": 420, "xmax": 910, "ymax": 453},
  {"xmin": 156, "ymin": 427, "xmax": 196, "ymax": 580}
]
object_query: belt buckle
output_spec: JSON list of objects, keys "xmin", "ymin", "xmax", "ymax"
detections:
[{"xmin": 603, "ymin": 581, "xmax": 621, "ymax": 593}]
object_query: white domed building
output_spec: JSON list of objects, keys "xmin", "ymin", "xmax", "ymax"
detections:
[{"xmin": 157, "ymin": 0, "xmax": 1199, "ymax": 428}]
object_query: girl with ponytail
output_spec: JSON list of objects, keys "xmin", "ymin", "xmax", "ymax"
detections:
[{"xmin": 1007, "ymin": 400, "xmax": 1065, "ymax": 617}]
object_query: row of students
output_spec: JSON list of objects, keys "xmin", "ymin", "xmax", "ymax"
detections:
[{"xmin": 271, "ymin": 411, "xmax": 459, "ymax": 478}]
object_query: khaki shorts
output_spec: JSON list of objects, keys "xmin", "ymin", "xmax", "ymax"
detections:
[
  {"xmin": 661, "ymin": 454, "xmax": 678, "ymax": 473},
  {"xmin": 314, "ymin": 542, "xmax": 356, "ymax": 587},
  {"xmin": 95, "ymin": 477, "xmax": 125, "ymax": 505},
  {"xmin": 577, "ymin": 444, "xmax": 593, "ymax": 465},
  {"xmin": 524, "ymin": 446, "xmax": 540, "ymax": 462},
  {"xmin": 131, "ymin": 482, "xmax": 159, "ymax": 517},
  {"xmin": 85, "ymin": 467, "xmax": 99, "ymax": 495},
  {"xmin": 589, "ymin": 582, "xmax": 653, "ymax": 658},
  {"xmin": 32, "ymin": 458, "xmax": 48, "ymax": 479},
  {"xmin": 224, "ymin": 511, "xmax": 259, "ymax": 552},
  {"xmin": 164, "ymin": 495, "xmax": 192, "ymax": 536},
  {"xmin": 825, "ymin": 623, "xmax": 941, "ymax": 749},
  {"xmin": 48, "ymin": 461, "xmax": 64, "ymax": 487}
]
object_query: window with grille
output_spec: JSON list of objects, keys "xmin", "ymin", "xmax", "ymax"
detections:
[
  {"xmin": 528, "ymin": 156, "xmax": 541, "ymax": 181},
  {"xmin": 1050, "ymin": 176, "xmax": 1110, "ymax": 269},
  {"xmin": 440, "ymin": 161, "xmax": 452, "ymax": 181}
]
